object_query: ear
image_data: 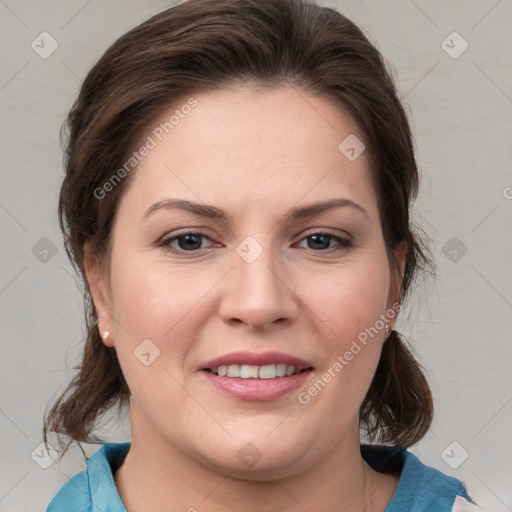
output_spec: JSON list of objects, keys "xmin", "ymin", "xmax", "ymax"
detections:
[
  {"xmin": 387, "ymin": 240, "xmax": 407, "ymax": 314},
  {"xmin": 84, "ymin": 243, "xmax": 115, "ymax": 347}
]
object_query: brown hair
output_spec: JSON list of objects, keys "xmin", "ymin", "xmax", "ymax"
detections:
[{"xmin": 43, "ymin": 0, "xmax": 434, "ymax": 458}]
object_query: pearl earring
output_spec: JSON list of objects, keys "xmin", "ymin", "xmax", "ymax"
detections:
[
  {"xmin": 385, "ymin": 324, "xmax": 391, "ymax": 334},
  {"xmin": 102, "ymin": 331, "xmax": 110, "ymax": 341}
]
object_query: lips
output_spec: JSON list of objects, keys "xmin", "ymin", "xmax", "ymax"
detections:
[
  {"xmin": 199, "ymin": 351, "xmax": 314, "ymax": 401},
  {"xmin": 200, "ymin": 351, "xmax": 313, "ymax": 371}
]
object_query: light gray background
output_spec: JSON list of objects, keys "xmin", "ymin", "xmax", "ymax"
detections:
[{"xmin": 1, "ymin": 0, "xmax": 511, "ymax": 510}]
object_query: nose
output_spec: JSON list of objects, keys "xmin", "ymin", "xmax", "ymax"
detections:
[{"xmin": 218, "ymin": 243, "xmax": 300, "ymax": 331}]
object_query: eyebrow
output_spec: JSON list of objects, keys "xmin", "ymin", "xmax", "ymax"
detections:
[{"xmin": 142, "ymin": 197, "xmax": 369, "ymax": 222}]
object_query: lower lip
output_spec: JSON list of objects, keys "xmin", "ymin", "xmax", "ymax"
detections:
[{"xmin": 200, "ymin": 370, "xmax": 313, "ymax": 401}]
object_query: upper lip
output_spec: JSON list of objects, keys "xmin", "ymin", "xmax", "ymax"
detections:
[{"xmin": 200, "ymin": 351, "xmax": 313, "ymax": 370}]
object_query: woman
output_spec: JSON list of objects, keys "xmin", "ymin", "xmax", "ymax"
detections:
[{"xmin": 44, "ymin": 0, "xmax": 482, "ymax": 510}]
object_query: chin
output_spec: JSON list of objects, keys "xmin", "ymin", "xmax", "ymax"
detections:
[
  {"xmin": 202, "ymin": 449, "xmax": 307, "ymax": 481},
  {"xmin": 193, "ymin": 429, "xmax": 314, "ymax": 479}
]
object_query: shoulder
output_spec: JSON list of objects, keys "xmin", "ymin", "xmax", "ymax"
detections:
[
  {"xmin": 46, "ymin": 442, "xmax": 131, "ymax": 512},
  {"xmin": 45, "ymin": 470, "xmax": 91, "ymax": 512},
  {"xmin": 361, "ymin": 444, "xmax": 484, "ymax": 512}
]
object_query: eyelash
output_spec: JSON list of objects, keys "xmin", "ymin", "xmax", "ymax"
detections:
[{"xmin": 156, "ymin": 230, "xmax": 353, "ymax": 255}]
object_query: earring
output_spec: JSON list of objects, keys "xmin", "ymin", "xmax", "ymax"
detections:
[
  {"xmin": 385, "ymin": 324, "xmax": 391, "ymax": 334},
  {"xmin": 102, "ymin": 331, "xmax": 110, "ymax": 341}
]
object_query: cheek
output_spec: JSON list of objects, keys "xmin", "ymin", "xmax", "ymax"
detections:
[
  {"xmin": 298, "ymin": 255, "xmax": 390, "ymax": 398},
  {"xmin": 106, "ymin": 259, "xmax": 209, "ymax": 408},
  {"xmin": 303, "ymin": 258, "xmax": 390, "ymax": 340},
  {"xmin": 108, "ymin": 254, "xmax": 219, "ymax": 359}
]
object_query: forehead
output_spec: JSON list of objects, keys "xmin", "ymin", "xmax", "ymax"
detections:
[{"xmin": 119, "ymin": 84, "xmax": 379, "ymax": 222}]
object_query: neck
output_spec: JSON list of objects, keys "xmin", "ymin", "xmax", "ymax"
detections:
[{"xmin": 115, "ymin": 414, "xmax": 396, "ymax": 512}]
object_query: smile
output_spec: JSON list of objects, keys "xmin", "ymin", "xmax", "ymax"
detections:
[{"xmin": 205, "ymin": 364, "xmax": 305, "ymax": 379}]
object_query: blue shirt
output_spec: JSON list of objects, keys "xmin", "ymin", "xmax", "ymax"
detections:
[{"xmin": 46, "ymin": 442, "xmax": 482, "ymax": 511}]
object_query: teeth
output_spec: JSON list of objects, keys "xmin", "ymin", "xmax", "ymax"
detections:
[
  {"xmin": 285, "ymin": 365, "xmax": 295, "ymax": 376},
  {"xmin": 240, "ymin": 364, "xmax": 259, "ymax": 378},
  {"xmin": 210, "ymin": 364, "xmax": 301, "ymax": 379},
  {"xmin": 276, "ymin": 363, "xmax": 287, "ymax": 377},
  {"xmin": 258, "ymin": 364, "xmax": 276, "ymax": 379},
  {"xmin": 227, "ymin": 365, "xmax": 240, "ymax": 377}
]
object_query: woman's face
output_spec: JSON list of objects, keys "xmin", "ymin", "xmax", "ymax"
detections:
[{"xmin": 88, "ymin": 84, "xmax": 404, "ymax": 478}]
